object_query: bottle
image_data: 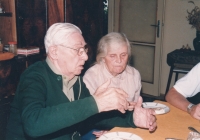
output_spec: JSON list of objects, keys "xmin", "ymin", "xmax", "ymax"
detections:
[
  {"xmin": 0, "ymin": 38, "xmax": 3, "ymax": 52},
  {"xmin": 8, "ymin": 41, "xmax": 17, "ymax": 56}
]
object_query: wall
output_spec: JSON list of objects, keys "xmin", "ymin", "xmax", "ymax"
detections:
[{"xmin": 160, "ymin": 0, "xmax": 200, "ymax": 95}]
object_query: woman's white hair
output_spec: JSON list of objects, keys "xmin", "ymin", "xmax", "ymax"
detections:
[
  {"xmin": 44, "ymin": 23, "xmax": 82, "ymax": 53},
  {"xmin": 96, "ymin": 32, "xmax": 131, "ymax": 63}
]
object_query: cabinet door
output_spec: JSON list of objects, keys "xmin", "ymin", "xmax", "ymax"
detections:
[
  {"xmin": 66, "ymin": 0, "xmax": 108, "ymax": 74},
  {"xmin": 48, "ymin": 0, "xmax": 65, "ymax": 26},
  {"xmin": 16, "ymin": 0, "xmax": 47, "ymax": 51},
  {"xmin": 15, "ymin": 0, "xmax": 108, "ymax": 70}
]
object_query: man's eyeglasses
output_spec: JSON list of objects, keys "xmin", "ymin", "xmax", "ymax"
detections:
[{"xmin": 61, "ymin": 45, "xmax": 88, "ymax": 56}]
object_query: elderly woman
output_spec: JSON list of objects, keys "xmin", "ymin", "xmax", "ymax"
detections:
[{"xmin": 83, "ymin": 32, "xmax": 141, "ymax": 104}]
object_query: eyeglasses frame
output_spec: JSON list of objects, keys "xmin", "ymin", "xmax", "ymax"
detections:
[{"xmin": 60, "ymin": 45, "xmax": 88, "ymax": 56}]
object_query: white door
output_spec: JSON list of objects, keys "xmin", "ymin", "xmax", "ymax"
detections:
[{"xmin": 108, "ymin": 0, "xmax": 165, "ymax": 96}]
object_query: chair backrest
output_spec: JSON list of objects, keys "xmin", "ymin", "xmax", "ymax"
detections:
[
  {"xmin": 0, "ymin": 53, "xmax": 16, "ymax": 139},
  {"xmin": 0, "ymin": 52, "xmax": 16, "ymax": 99}
]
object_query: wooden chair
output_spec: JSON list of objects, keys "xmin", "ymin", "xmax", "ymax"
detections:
[
  {"xmin": 0, "ymin": 52, "xmax": 16, "ymax": 140},
  {"xmin": 0, "ymin": 52, "xmax": 16, "ymax": 99}
]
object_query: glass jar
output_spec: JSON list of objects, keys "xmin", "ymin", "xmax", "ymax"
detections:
[{"xmin": 8, "ymin": 41, "xmax": 17, "ymax": 56}]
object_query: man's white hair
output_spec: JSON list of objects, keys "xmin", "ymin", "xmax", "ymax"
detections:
[{"xmin": 44, "ymin": 23, "xmax": 82, "ymax": 53}]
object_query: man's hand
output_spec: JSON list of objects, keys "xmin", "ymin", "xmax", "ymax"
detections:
[
  {"xmin": 190, "ymin": 104, "xmax": 200, "ymax": 120},
  {"xmin": 133, "ymin": 96, "xmax": 157, "ymax": 132},
  {"xmin": 93, "ymin": 79, "xmax": 129, "ymax": 113}
]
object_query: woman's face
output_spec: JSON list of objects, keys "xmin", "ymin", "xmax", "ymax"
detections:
[{"xmin": 104, "ymin": 42, "xmax": 128, "ymax": 76}]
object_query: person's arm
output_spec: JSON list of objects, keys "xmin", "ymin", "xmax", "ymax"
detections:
[
  {"xmin": 165, "ymin": 87, "xmax": 190, "ymax": 112},
  {"xmin": 93, "ymin": 97, "xmax": 157, "ymax": 132},
  {"xmin": 20, "ymin": 69, "xmax": 129, "ymax": 137},
  {"xmin": 89, "ymin": 110, "xmax": 136, "ymax": 130},
  {"xmin": 166, "ymin": 87, "xmax": 200, "ymax": 120}
]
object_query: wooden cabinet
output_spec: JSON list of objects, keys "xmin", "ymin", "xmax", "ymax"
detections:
[
  {"xmin": 15, "ymin": 0, "xmax": 108, "ymax": 72},
  {"xmin": 1, "ymin": 0, "xmax": 108, "ymax": 69}
]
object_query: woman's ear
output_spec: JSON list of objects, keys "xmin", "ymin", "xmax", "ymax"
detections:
[{"xmin": 48, "ymin": 46, "xmax": 58, "ymax": 60}]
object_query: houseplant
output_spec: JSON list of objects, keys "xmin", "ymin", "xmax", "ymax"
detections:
[{"xmin": 186, "ymin": 1, "xmax": 200, "ymax": 51}]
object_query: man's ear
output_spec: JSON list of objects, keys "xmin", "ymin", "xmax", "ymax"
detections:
[{"xmin": 48, "ymin": 46, "xmax": 58, "ymax": 60}]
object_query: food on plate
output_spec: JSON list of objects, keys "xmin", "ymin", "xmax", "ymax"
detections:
[{"xmin": 152, "ymin": 107, "xmax": 165, "ymax": 114}]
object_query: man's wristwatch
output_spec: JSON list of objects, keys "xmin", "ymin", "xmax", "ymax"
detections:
[{"xmin": 187, "ymin": 103, "xmax": 194, "ymax": 114}]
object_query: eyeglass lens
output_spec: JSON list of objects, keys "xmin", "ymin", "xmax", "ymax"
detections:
[{"xmin": 78, "ymin": 48, "xmax": 88, "ymax": 55}]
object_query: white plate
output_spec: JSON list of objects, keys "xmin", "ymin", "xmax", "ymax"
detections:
[
  {"xmin": 99, "ymin": 131, "xmax": 143, "ymax": 140},
  {"xmin": 142, "ymin": 102, "xmax": 170, "ymax": 115}
]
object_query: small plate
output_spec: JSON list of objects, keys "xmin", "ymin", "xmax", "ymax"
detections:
[
  {"xmin": 99, "ymin": 131, "xmax": 143, "ymax": 140},
  {"xmin": 142, "ymin": 102, "xmax": 170, "ymax": 115}
]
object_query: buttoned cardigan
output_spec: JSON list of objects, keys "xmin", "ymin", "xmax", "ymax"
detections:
[{"xmin": 6, "ymin": 61, "xmax": 135, "ymax": 140}]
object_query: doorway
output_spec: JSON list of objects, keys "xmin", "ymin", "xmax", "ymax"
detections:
[{"xmin": 108, "ymin": 0, "xmax": 165, "ymax": 96}]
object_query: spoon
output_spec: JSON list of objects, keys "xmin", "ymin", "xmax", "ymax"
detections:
[{"xmin": 188, "ymin": 127, "xmax": 200, "ymax": 134}]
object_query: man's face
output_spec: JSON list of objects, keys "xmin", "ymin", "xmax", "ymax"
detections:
[
  {"xmin": 104, "ymin": 42, "xmax": 128, "ymax": 76},
  {"xmin": 56, "ymin": 32, "xmax": 88, "ymax": 79}
]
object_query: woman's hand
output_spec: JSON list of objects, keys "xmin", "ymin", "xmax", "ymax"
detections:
[
  {"xmin": 127, "ymin": 101, "xmax": 137, "ymax": 111},
  {"xmin": 92, "ymin": 130, "xmax": 108, "ymax": 138}
]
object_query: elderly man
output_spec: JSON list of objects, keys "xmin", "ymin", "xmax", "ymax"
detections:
[{"xmin": 6, "ymin": 23, "xmax": 156, "ymax": 140}]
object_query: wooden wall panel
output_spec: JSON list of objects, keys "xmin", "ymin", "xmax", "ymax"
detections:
[
  {"xmin": 0, "ymin": 0, "xmax": 16, "ymax": 46},
  {"xmin": 48, "ymin": 0, "xmax": 64, "ymax": 27}
]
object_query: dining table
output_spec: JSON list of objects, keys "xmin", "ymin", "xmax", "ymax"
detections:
[{"xmin": 99, "ymin": 100, "xmax": 200, "ymax": 140}]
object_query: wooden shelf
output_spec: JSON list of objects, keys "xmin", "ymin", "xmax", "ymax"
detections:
[{"xmin": 0, "ymin": 13, "xmax": 12, "ymax": 17}]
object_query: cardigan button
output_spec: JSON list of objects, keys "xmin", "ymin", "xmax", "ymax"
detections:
[{"xmin": 57, "ymin": 76, "xmax": 62, "ymax": 81}]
